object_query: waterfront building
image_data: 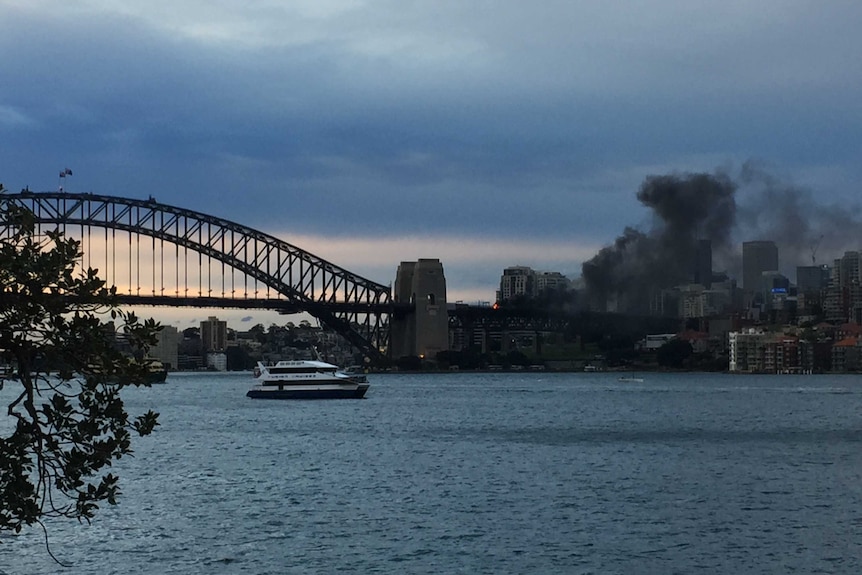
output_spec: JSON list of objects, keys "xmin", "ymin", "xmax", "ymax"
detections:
[
  {"xmin": 206, "ymin": 351, "xmax": 228, "ymax": 371},
  {"xmin": 149, "ymin": 325, "xmax": 179, "ymax": 370},
  {"xmin": 638, "ymin": 333, "xmax": 677, "ymax": 351},
  {"xmin": 729, "ymin": 329, "xmax": 764, "ymax": 372},
  {"xmin": 201, "ymin": 316, "xmax": 227, "ymax": 352},
  {"xmin": 729, "ymin": 328, "xmax": 812, "ymax": 373},
  {"xmin": 831, "ymin": 337, "xmax": 862, "ymax": 372}
]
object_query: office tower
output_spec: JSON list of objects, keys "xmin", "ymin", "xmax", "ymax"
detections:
[
  {"xmin": 693, "ymin": 239, "xmax": 712, "ymax": 288},
  {"xmin": 797, "ymin": 265, "xmax": 830, "ymax": 294},
  {"xmin": 742, "ymin": 241, "xmax": 778, "ymax": 295}
]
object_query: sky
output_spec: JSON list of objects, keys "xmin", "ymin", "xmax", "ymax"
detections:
[{"xmin": 2, "ymin": 1, "xmax": 862, "ymax": 328}]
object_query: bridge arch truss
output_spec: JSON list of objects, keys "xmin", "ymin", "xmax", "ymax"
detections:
[{"xmin": 0, "ymin": 192, "xmax": 393, "ymax": 363}]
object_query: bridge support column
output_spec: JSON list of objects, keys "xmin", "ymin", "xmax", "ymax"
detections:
[{"xmin": 391, "ymin": 258, "xmax": 449, "ymax": 362}]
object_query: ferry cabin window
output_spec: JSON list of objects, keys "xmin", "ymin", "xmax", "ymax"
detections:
[
  {"xmin": 270, "ymin": 367, "xmax": 319, "ymax": 374},
  {"xmin": 268, "ymin": 367, "xmax": 335, "ymax": 374}
]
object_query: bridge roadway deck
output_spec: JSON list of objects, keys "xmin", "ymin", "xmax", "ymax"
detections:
[
  {"xmin": 115, "ymin": 296, "xmax": 575, "ymax": 330},
  {"xmin": 114, "ymin": 294, "xmax": 411, "ymax": 316}
]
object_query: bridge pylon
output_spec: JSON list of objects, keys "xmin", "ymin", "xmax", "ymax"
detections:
[{"xmin": 390, "ymin": 258, "xmax": 449, "ymax": 362}]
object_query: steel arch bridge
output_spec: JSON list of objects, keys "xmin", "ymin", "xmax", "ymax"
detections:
[{"xmin": 0, "ymin": 191, "xmax": 396, "ymax": 364}]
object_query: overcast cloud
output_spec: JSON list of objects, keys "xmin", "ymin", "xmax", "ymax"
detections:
[{"xmin": 2, "ymin": 1, "xmax": 861, "ymax": 323}]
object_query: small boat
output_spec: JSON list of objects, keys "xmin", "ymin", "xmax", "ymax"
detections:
[
  {"xmin": 617, "ymin": 376, "xmax": 644, "ymax": 383},
  {"xmin": 247, "ymin": 360, "xmax": 369, "ymax": 400},
  {"xmin": 96, "ymin": 358, "xmax": 167, "ymax": 384},
  {"xmin": 144, "ymin": 359, "xmax": 168, "ymax": 383}
]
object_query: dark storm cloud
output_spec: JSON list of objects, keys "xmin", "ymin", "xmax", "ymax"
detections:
[
  {"xmin": 0, "ymin": 9, "xmax": 617, "ymax": 238},
  {"xmin": 3, "ymin": 2, "xmax": 862, "ymax": 303}
]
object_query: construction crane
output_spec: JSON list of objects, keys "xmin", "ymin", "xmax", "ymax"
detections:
[{"xmin": 811, "ymin": 234, "xmax": 824, "ymax": 265}]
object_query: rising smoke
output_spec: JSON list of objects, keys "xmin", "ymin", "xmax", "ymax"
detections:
[
  {"xmin": 581, "ymin": 164, "xmax": 862, "ymax": 314},
  {"xmin": 582, "ymin": 171, "xmax": 736, "ymax": 313},
  {"xmin": 736, "ymin": 162, "xmax": 862, "ymax": 268}
]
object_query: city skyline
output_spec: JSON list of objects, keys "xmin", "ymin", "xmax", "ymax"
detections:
[{"xmin": 3, "ymin": 1, "xmax": 862, "ymax": 327}]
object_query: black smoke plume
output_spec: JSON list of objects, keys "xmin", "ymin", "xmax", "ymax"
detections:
[
  {"xmin": 582, "ymin": 171, "xmax": 736, "ymax": 314},
  {"xmin": 581, "ymin": 164, "xmax": 862, "ymax": 314},
  {"xmin": 736, "ymin": 162, "xmax": 862, "ymax": 268}
]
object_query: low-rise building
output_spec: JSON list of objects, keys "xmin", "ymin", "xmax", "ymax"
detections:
[
  {"xmin": 832, "ymin": 337, "xmax": 862, "ymax": 372},
  {"xmin": 729, "ymin": 328, "xmax": 767, "ymax": 372},
  {"xmin": 730, "ymin": 329, "xmax": 814, "ymax": 373},
  {"xmin": 638, "ymin": 333, "xmax": 677, "ymax": 351}
]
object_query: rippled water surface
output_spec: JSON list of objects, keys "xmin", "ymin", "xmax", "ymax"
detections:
[{"xmin": 3, "ymin": 372, "xmax": 862, "ymax": 574}]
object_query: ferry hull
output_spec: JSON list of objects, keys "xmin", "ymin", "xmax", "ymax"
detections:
[{"xmin": 246, "ymin": 384, "xmax": 369, "ymax": 400}]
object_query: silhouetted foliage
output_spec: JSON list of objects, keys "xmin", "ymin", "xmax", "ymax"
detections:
[
  {"xmin": 225, "ymin": 345, "xmax": 254, "ymax": 371},
  {"xmin": 0, "ymin": 198, "xmax": 160, "ymax": 548},
  {"xmin": 506, "ymin": 350, "xmax": 530, "ymax": 367},
  {"xmin": 656, "ymin": 339, "xmax": 693, "ymax": 368}
]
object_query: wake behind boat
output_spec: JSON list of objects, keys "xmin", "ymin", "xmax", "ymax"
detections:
[{"xmin": 247, "ymin": 360, "xmax": 369, "ymax": 400}]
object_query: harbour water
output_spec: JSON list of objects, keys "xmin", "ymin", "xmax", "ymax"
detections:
[{"xmin": 2, "ymin": 371, "xmax": 862, "ymax": 574}]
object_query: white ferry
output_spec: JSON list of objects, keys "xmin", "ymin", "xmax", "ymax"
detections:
[{"xmin": 247, "ymin": 360, "xmax": 369, "ymax": 400}]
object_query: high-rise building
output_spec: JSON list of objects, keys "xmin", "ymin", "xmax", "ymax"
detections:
[
  {"xmin": 759, "ymin": 271, "xmax": 790, "ymax": 311},
  {"xmin": 836, "ymin": 251, "xmax": 861, "ymax": 288},
  {"xmin": 797, "ymin": 265, "xmax": 830, "ymax": 294},
  {"xmin": 149, "ymin": 325, "xmax": 179, "ymax": 370},
  {"xmin": 742, "ymin": 241, "xmax": 778, "ymax": 295},
  {"xmin": 693, "ymin": 239, "xmax": 712, "ymax": 288},
  {"xmin": 200, "ymin": 316, "xmax": 227, "ymax": 352},
  {"xmin": 823, "ymin": 251, "xmax": 862, "ymax": 323},
  {"xmin": 498, "ymin": 266, "xmax": 536, "ymax": 301}
]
